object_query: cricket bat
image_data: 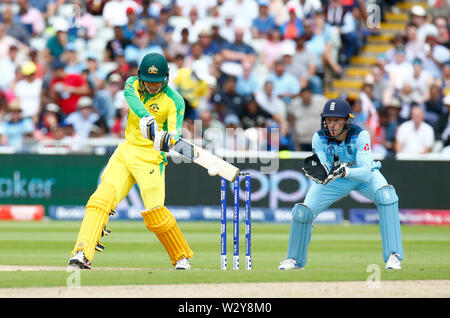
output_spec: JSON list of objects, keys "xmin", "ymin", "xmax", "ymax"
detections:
[{"xmin": 172, "ymin": 137, "xmax": 240, "ymax": 181}]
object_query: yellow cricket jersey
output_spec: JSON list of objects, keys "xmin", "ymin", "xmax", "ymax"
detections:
[
  {"xmin": 173, "ymin": 68, "xmax": 208, "ymax": 109},
  {"xmin": 123, "ymin": 75, "xmax": 185, "ymax": 165}
]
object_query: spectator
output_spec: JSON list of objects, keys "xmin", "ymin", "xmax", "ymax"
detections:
[
  {"xmin": 0, "ymin": 45, "xmax": 18, "ymax": 90},
  {"xmin": 184, "ymin": 42, "xmax": 210, "ymax": 75},
  {"xmin": 102, "ymin": 0, "xmax": 139, "ymax": 27},
  {"xmin": 338, "ymin": 5, "xmax": 364, "ymax": 65},
  {"xmin": 223, "ymin": 113, "xmax": 247, "ymax": 151},
  {"xmin": 395, "ymin": 106, "xmax": 435, "ymax": 155},
  {"xmin": 197, "ymin": 29, "xmax": 222, "ymax": 57},
  {"xmin": 28, "ymin": 0, "xmax": 59, "ymax": 20},
  {"xmin": 64, "ymin": 96, "xmax": 101, "ymax": 139},
  {"xmin": 221, "ymin": 26, "xmax": 257, "ymax": 67},
  {"xmin": 124, "ymin": 28, "xmax": 163, "ymax": 64},
  {"xmin": 365, "ymin": 64, "xmax": 390, "ymax": 107},
  {"xmin": 214, "ymin": 76, "xmax": 245, "ymax": 118},
  {"xmin": 305, "ymin": 9, "xmax": 342, "ymax": 88},
  {"xmin": 0, "ymin": 22, "xmax": 22, "ymax": 61},
  {"xmin": 0, "ymin": 99, "xmax": 34, "ymax": 151},
  {"xmin": 122, "ymin": 6, "xmax": 144, "ymax": 41},
  {"xmin": 236, "ymin": 58, "xmax": 261, "ymax": 96},
  {"xmin": 112, "ymin": 101, "xmax": 128, "ymax": 138},
  {"xmin": 210, "ymin": 21, "xmax": 229, "ymax": 49},
  {"xmin": 410, "ymin": 5, "xmax": 437, "ymax": 44},
  {"xmin": 287, "ymin": 85, "xmax": 326, "ymax": 151},
  {"xmin": 240, "ymin": 94, "xmax": 273, "ymax": 130},
  {"xmin": 269, "ymin": 0, "xmax": 289, "ymax": 26},
  {"xmin": 435, "ymin": 60, "xmax": 450, "ymax": 92},
  {"xmin": 404, "ymin": 23, "xmax": 423, "ymax": 62},
  {"xmin": 219, "ymin": 0, "xmax": 259, "ymax": 26},
  {"xmin": 49, "ymin": 60, "xmax": 90, "ymax": 116},
  {"xmin": 266, "ymin": 58, "xmax": 300, "ymax": 104},
  {"xmin": 403, "ymin": 58, "xmax": 434, "ymax": 105},
  {"xmin": 93, "ymin": 73, "xmax": 123, "ymax": 128},
  {"xmin": 14, "ymin": 61, "xmax": 43, "ymax": 123},
  {"xmin": 254, "ymin": 80, "xmax": 286, "ymax": 119},
  {"xmin": 372, "ymin": 107, "xmax": 390, "ymax": 158},
  {"xmin": 16, "ymin": 0, "xmax": 45, "ymax": 37},
  {"xmin": 0, "ymin": 90, "xmax": 8, "ymax": 122},
  {"xmin": 157, "ymin": 7, "xmax": 175, "ymax": 43},
  {"xmin": 2, "ymin": 5, "xmax": 30, "ymax": 46},
  {"xmin": 166, "ymin": 28, "xmax": 191, "ymax": 62},
  {"xmin": 286, "ymin": 0, "xmax": 321, "ymax": 20},
  {"xmin": 287, "ymin": 34, "xmax": 322, "ymax": 94},
  {"xmin": 89, "ymin": 118, "xmax": 109, "ymax": 138},
  {"xmin": 384, "ymin": 46, "xmax": 414, "ymax": 103},
  {"xmin": 251, "ymin": 0, "xmax": 278, "ymax": 39},
  {"xmin": 146, "ymin": 16, "xmax": 169, "ymax": 54},
  {"xmin": 424, "ymin": 84, "xmax": 445, "ymax": 128},
  {"xmin": 71, "ymin": 0, "xmax": 98, "ymax": 40},
  {"xmin": 434, "ymin": 16, "xmax": 449, "ymax": 49},
  {"xmin": 173, "ymin": 62, "xmax": 210, "ymax": 118},
  {"xmin": 260, "ymin": 27, "xmax": 291, "ymax": 70},
  {"xmin": 34, "ymin": 103, "xmax": 62, "ymax": 140},
  {"xmin": 435, "ymin": 93, "xmax": 450, "ymax": 154},
  {"xmin": 61, "ymin": 43, "xmax": 84, "ymax": 75},
  {"xmin": 105, "ymin": 26, "xmax": 131, "ymax": 62},
  {"xmin": 44, "ymin": 19, "xmax": 71, "ymax": 61},
  {"xmin": 280, "ymin": 6, "xmax": 303, "ymax": 40},
  {"xmin": 420, "ymin": 34, "xmax": 450, "ymax": 80},
  {"xmin": 171, "ymin": 6, "xmax": 203, "ymax": 44},
  {"xmin": 384, "ymin": 97, "xmax": 402, "ymax": 145}
]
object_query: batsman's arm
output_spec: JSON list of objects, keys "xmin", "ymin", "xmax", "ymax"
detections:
[
  {"xmin": 123, "ymin": 76, "xmax": 151, "ymax": 118},
  {"xmin": 165, "ymin": 87, "xmax": 185, "ymax": 140},
  {"xmin": 346, "ymin": 130, "xmax": 372, "ymax": 183}
]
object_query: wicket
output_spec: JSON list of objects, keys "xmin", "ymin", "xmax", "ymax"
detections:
[{"xmin": 220, "ymin": 172, "xmax": 252, "ymax": 270}]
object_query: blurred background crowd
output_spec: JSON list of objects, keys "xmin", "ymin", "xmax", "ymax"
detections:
[{"xmin": 0, "ymin": 0, "xmax": 449, "ymax": 158}]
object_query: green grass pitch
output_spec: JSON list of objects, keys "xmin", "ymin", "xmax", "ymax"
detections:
[{"xmin": 0, "ymin": 220, "xmax": 449, "ymax": 288}]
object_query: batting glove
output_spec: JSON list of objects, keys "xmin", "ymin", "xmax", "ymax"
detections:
[
  {"xmin": 139, "ymin": 115, "xmax": 158, "ymax": 141},
  {"xmin": 154, "ymin": 130, "xmax": 177, "ymax": 152}
]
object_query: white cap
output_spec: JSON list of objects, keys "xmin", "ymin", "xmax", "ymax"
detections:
[
  {"xmin": 411, "ymin": 5, "xmax": 426, "ymax": 17},
  {"xmin": 443, "ymin": 93, "xmax": 450, "ymax": 106}
]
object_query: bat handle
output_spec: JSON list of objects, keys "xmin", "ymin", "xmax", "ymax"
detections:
[{"xmin": 333, "ymin": 154, "xmax": 340, "ymax": 167}]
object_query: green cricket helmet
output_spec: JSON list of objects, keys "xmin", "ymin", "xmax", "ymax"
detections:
[{"xmin": 138, "ymin": 52, "xmax": 169, "ymax": 90}]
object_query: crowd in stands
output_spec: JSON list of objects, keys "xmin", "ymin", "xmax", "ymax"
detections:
[{"xmin": 0, "ymin": 0, "xmax": 449, "ymax": 157}]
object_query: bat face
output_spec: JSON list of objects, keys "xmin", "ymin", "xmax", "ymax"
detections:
[{"xmin": 173, "ymin": 138, "xmax": 240, "ymax": 181}]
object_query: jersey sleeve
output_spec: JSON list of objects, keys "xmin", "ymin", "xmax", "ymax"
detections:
[
  {"xmin": 165, "ymin": 87, "xmax": 185, "ymax": 138},
  {"xmin": 123, "ymin": 76, "xmax": 151, "ymax": 118},
  {"xmin": 311, "ymin": 132, "xmax": 332, "ymax": 170},
  {"xmin": 347, "ymin": 130, "xmax": 373, "ymax": 182}
]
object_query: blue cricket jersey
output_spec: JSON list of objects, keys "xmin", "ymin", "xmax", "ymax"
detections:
[{"xmin": 311, "ymin": 125, "xmax": 382, "ymax": 183}]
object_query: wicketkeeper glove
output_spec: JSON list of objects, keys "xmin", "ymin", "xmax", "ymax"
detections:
[
  {"xmin": 322, "ymin": 154, "xmax": 349, "ymax": 185},
  {"xmin": 139, "ymin": 115, "xmax": 158, "ymax": 141},
  {"xmin": 302, "ymin": 153, "xmax": 329, "ymax": 184}
]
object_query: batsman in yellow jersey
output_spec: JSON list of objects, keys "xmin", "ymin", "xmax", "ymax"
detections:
[{"xmin": 69, "ymin": 53, "xmax": 193, "ymax": 270}]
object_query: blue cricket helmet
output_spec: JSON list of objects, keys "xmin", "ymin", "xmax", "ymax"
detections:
[{"xmin": 320, "ymin": 98, "xmax": 354, "ymax": 138}]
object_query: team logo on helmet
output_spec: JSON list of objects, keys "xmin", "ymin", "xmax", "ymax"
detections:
[{"xmin": 147, "ymin": 65, "xmax": 158, "ymax": 74}]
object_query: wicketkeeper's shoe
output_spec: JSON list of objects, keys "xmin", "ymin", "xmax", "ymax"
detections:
[
  {"xmin": 175, "ymin": 258, "xmax": 191, "ymax": 270},
  {"xmin": 278, "ymin": 258, "xmax": 303, "ymax": 270},
  {"xmin": 385, "ymin": 253, "xmax": 401, "ymax": 270},
  {"xmin": 69, "ymin": 251, "xmax": 92, "ymax": 269}
]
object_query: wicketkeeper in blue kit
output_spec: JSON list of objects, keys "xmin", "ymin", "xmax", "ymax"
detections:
[{"xmin": 279, "ymin": 98, "xmax": 404, "ymax": 270}]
